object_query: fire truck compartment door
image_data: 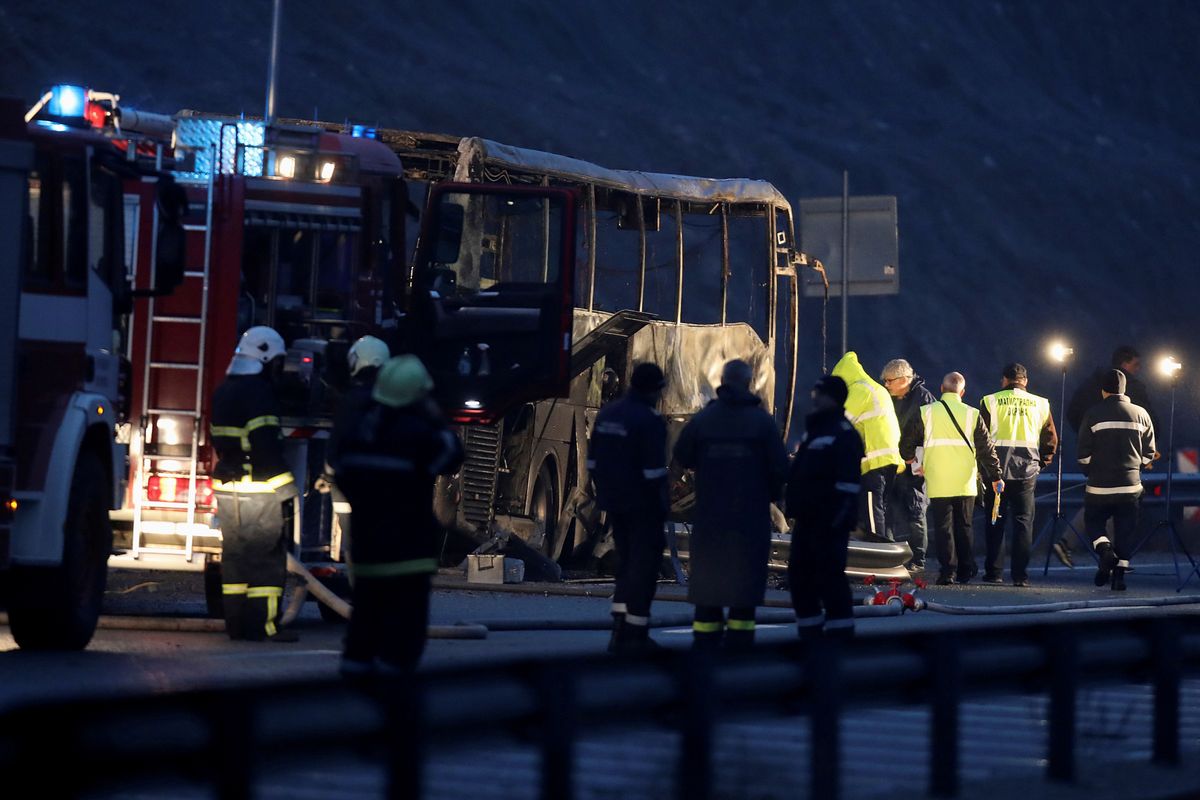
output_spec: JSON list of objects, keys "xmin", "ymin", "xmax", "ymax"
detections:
[{"xmin": 413, "ymin": 184, "xmax": 577, "ymax": 423}]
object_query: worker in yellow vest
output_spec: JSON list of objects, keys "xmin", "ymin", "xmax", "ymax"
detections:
[
  {"xmin": 979, "ymin": 363, "xmax": 1058, "ymax": 587},
  {"xmin": 899, "ymin": 372, "xmax": 1003, "ymax": 585},
  {"xmin": 831, "ymin": 352, "xmax": 903, "ymax": 541}
]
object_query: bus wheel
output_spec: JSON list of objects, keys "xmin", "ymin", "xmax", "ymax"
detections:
[
  {"xmin": 530, "ymin": 461, "xmax": 560, "ymax": 559},
  {"xmin": 203, "ymin": 555, "xmax": 224, "ymax": 619},
  {"xmin": 8, "ymin": 454, "xmax": 110, "ymax": 651}
]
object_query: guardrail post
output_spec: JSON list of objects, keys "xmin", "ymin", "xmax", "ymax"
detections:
[
  {"xmin": 809, "ymin": 639, "xmax": 842, "ymax": 800},
  {"xmin": 1046, "ymin": 628, "xmax": 1077, "ymax": 782},
  {"xmin": 539, "ymin": 666, "xmax": 575, "ymax": 800},
  {"xmin": 928, "ymin": 633, "xmax": 960, "ymax": 798},
  {"xmin": 1150, "ymin": 621, "xmax": 1181, "ymax": 766},
  {"xmin": 679, "ymin": 650, "xmax": 714, "ymax": 800}
]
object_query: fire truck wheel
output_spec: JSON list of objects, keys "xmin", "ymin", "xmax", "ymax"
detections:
[
  {"xmin": 8, "ymin": 453, "xmax": 110, "ymax": 651},
  {"xmin": 203, "ymin": 555, "xmax": 224, "ymax": 619}
]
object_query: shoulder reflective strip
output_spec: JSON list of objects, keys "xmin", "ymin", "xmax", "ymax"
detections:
[
  {"xmin": 643, "ymin": 467, "xmax": 669, "ymax": 479},
  {"xmin": 794, "ymin": 613, "xmax": 825, "ymax": 627},
  {"xmin": 922, "ymin": 405, "xmax": 934, "ymax": 447},
  {"xmin": 1092, "ymin": 536, "xmax": 1110, "ymax": 547},
  {"xmin": 610, "ymin": 602, "xmax": 628, "ymax": 614},
  {"xmin": 823, "ymin": 618, "xmax": 855, "ymax": 630},
  {"xmin": 994, "ymin": 439, "xmax": 1038, "ymax": 448},
  {"xmin": 692, "ymin": 620, "xmax": 724, "ymax": 633},
  {"xmin": 726, "ymin": 618, "xmax": 756, "ymax": 631},
  {"xmin": 246, "ymin": 586, "xmax": 283, "ymax": 598},
  {"xmin": 924, "ymin": 439, "xmax": 972, "ymax": 448},
  {"xmin": 351, "ymin": 558, "xmax": 439, "ymax": 578},
  {"xmin": 864, "ymin": 447, "xmax": 900, "ymax": 459},
  {"xmin": 624, "ymin": 613, "xmax": 650, "ymax": 626},
  {"xmin": 807, "ymin": 435, "xmax": 835, "ymax": 448},
  {"xmin": 1085, "ymin": 484, "xmax": 1142, "ymax": 495},
  {"xmin": 429, "ymin": 430, "xmax": 462, "ymax": 475},
  {"xmin": 835, "ymin": 481, "xmax": 859, "ymax": 493},
  {"xmin": 222, "ymin": 583, "xmax": 249, "ymax": 595},
  {"xmin": 332, "ymin": 501, "xmax": 352, "ymax": 514},
  {"xmin": 1091, "ymin": 421, "xmax": 1147, "ymax": 433},
  {"xmin": 1078, "ymin": 456, "xmax": 1092, "ymax": 465},
  {"xmin": 1117, "ymin": 560, "xmax": 1130, "ymax": 568},
  {"xmin": 244, "ymin": 415, "xmax": 281, "ymax": 433},
  {"xmin": 339, "ymin": 454, "xmax": 416, "ymax": 472}
]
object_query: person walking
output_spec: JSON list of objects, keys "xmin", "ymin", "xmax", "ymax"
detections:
[
  {"xmin": 899, "ymin": 372, "xmax": 1003, "ymax": 585},
  {"xmin": 880, "ymin": 359, "xmax": 936, "ymax": 571},
  {"xmin": 330, "ymin": 356, "xmax": 464, "ymax": 677},
  {"xmin": 979, "ymin": 363, "xmax": 1058, "ymax": 586},
  {"xmin": 1077, "ymin": 369, "xmax": 1156, "ymax": 591},
  {"xmin": 787, "ymin": 375, "xmax": 864, "ymax": 641},
  {"xmin": 673, "ymin": 360, "xmax": 788, "ymax": 650},
  {"xmin": 586, "ymin": 362, "xmax": 670, "ymax": 654},
  {"xmin": 210, "ymin": 326, "xmax": 299, "ymax": 642},
  {"xmin": 831, "ymin": 352, "xmax": 903, "ymax": 542}
]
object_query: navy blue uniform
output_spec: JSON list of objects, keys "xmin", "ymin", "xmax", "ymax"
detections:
[
  {"xmin": 586, "ymin": 391, "xmax": 668, "ymax": 626},
  {"xmin": 787, "ymin": 407, "xmax": 864, "ymax": 638}
]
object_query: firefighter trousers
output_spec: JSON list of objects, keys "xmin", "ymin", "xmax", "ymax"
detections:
[
  {"xmin": 343, "ymin": 573, "xmax": 432, "ymax": 673},
  {"xmin": 214, "ymin": 490, "xmax": 289, "ymax": 641},
  {"xmin": 857, "ymin": 467, "xmax": 896, "ymax": 541},
  {"xmin": 692, "ymin": 605, "xmax": 757, "ymax": 649},
  {"xmin": 608, "ymin": 510, "xmax": 666, "ymax": 624},
  {"xmin": 789, "ymin": 525, "xmax": 854, "ymax": 639}
]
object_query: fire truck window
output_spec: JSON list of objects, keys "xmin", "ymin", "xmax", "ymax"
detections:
[
  {"xmin": 275, "ymin": 230, "xmax": 316, "ymax": 340},
  {"xmin": 680, "ymin": 205, "xmax": 724, "ymax": 324},
  {"xmin": 63, "ymin": 156, "xmax": 88, "ymax": 289},
  {"xmin": 726, "ymin": 204, "xmax": 770, "ymax": 338},
  {"xmin": 239, "ymin": 228, "xmax": 273, "ymax": 332},
  {"xmin": 315, "ymin": 232, "xmax": 355, "ymax": 318},
  {"xmin": 592, "ymin": 193, "xmax": 640, "ymax": 313},
  {"xmin": 24, "ymin": 166, "xmax": 49, "ymax": 284},
  {"xmin": 643, "ymin": 200, "xmax": 680, "ymax": 321}
]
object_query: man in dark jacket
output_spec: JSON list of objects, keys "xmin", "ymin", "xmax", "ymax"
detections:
[
  {"xmin": 1078, "ymin": 369, "xmax": 1156, "ymax": 591},
  {"xmin": 880, "ymin": 359, "xmax": 936, "ymax": 570},
  {"xmin": 673, "ymin": 359, "xmax": 789, "ymax": 650},
  {"xmin": 331, "ymin": 355, "xmax": 464, "ymax": 677},
  {"xmin": 211, "ymin": 326, "xmax": 298, "ymax": 643},
  {"xmin": 788, "ymin": 375, "xmax": 864, "ymax": 640},
  {"xmin": 586, "ymin": 362, "xmax": 669, "ymax": 654}
]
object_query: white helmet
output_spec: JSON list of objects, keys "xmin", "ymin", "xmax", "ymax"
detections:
[
  {"xmin": 347, "ymin": 335, "xmax": 390, "ymax": 377},
  {"xmin": 227, "ymin": 326, "xmax": 286, "ymax": 375}
]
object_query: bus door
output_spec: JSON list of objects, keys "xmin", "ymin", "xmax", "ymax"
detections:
[{"xmin": 410, "ymin": 184, "xmax": 576, "ymax": 423}]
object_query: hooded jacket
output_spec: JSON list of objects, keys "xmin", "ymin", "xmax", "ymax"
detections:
[
  {"xmin": 831, "ymin": 352, "xmax": 903, "ymax": 475},
  {"xmin": 1077, "ymin": 394, "xmax": 1155, "ymax": 498}
]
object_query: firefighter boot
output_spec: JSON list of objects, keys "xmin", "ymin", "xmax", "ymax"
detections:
[
  {"xmin": 724, "ymin": 620, "xmax": 756, "ymax": 652},
  {"xmin": 615, "ymin": 620, "xmax": 659, "ymax": 655},
  {"xmin": 607, "ymin": 612, "xmax": 625, "ymax": 654},
  {"xmin": 1094, "ymin": 543, "xmax": 1118, "ymax": 587},
  {"xmin": 1111, "ymin": 564, "xmax": 1128, "ymax": 591}
]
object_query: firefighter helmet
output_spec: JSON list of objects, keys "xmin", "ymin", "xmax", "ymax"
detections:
[
  {"xmin": 372, "ymin": 355, "xmax": 434, "ymax": 408},
  {"xmin": 227, "ymin": 326, "xmax": 286, "ymax": 375},
  {"xmin": 347, "ymin": 335, "xmax": 390, "ymax": 377}
]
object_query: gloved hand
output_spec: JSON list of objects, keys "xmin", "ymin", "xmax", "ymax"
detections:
[{"xmin": 313, "ymin": 474, "xmax": 333, "ymax": 494}]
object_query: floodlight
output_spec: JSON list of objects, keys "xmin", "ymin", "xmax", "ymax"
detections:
[
  {"xmin": 1158, "ymin": 355, "xmax": 1182, "ymax": 379},
  {"xmin": 276, "ymin": 154, "xmax": 296, "ymax": 179},
  {"xmin": 1047, "ymin": 340, "xmax": 1073, "ymax": 364},
  {"xmin": 318, "ymin": 161, "xmax": 336, "ymax": 182}
]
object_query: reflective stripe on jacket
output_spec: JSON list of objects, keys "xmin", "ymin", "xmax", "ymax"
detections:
[{"xmin": 832, "ymin": 352, "xmax": 902, "ymax": 475}]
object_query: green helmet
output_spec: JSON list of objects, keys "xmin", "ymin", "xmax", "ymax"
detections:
[{"xmin": 371, "ymin": 355, "xmax": 434, "ymax": 408}]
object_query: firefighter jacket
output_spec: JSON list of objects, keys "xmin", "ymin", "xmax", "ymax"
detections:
[
  {"xmin": 330, "ymin": 398, "xmax": 464, "ymax": 575},
  {"xmin": 210, "ymin": 374, "xmax": 294, "ymax": 492},
  {"xmin": 1077, "ymin": 395, "xmax": 1155, "ymax": 498},
  {"xmin": 831, "ymin": 352, "xmax": 903, "ymax": 475},
  {"xmin": 979, "ymin": 387, "xmax": 1058, "ymax": 481},
  {"xmin": 586, "ymin": 391, "xmax": 669, "ymax": 515},
  {"xmin": 899, "ymin": 393, "xmax": 1001, "ymax": 499},
  {"xmin": 673, "ymin": 385, "xmax": 789, "ymax": 608},
  {"xmin": 786, "ymin": 407, "xmax": 864, "ymax": 534}
]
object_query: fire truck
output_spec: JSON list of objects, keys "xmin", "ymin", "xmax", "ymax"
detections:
[{"xmin": 0, "ymin": 87, "xmax": 187, "ymax": 649}]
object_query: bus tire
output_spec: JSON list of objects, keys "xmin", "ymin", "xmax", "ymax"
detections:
[
  {"xmin": 8, "ymin": 453, "xmax": 110, "ymax": 651},
  {"xmin": 203, "ymin": 555, "xmax": 224, "ymax": 619},
  {"xmin": 530, "ymin": 460, "xmax": 561, "ymax": 559}
]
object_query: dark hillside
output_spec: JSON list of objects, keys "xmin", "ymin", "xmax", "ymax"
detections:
[{"xmin": 3, "ymin": 0, "xmax": 1198, "ymax": 450}]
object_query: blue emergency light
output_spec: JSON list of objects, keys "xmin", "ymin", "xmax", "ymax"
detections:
[
  {"xmin": 47, "ymin": 85, "xmax": 87, "ymax": 118},
  {"xmin": 350, "ymin": 124, "xmax": 377, "ymax": 139}
]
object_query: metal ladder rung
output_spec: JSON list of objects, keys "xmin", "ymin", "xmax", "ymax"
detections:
[
  {"xmin": 146, "ymin": 408, "xmax": 200, "ymax": 417},
  {"xmin": 140, "ymin": 453, "xmax": 196, "ymax": 462},
  {"xmin": 150, "ymin": 362, "xmax": 201, "ymax": 371},
  {"xmin": 151, "ymin": 315, "xmax": 202, "ymax": 324}
]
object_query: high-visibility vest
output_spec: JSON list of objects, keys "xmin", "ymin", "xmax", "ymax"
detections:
[
  {"xmin": 921, "ymin": 393, "xmax": 980, "ymax": 499},
  {"xmin": 844, "ymin": 380, "xmax": 903, "ymax": 475},
  {"xmin": 980, "ymin": 388, "xmax": 1050, "ymax": 458}
]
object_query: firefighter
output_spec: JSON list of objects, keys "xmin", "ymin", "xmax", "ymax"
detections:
[
  {"xmin": 788, "ymin": 375, "xmax": 864, "ymax": 640},
  {"xmin": 880, "ymin": 358, "xmax": 936, "ymax": 571},
  {"xmin": 210, "ymin": 326, "xmax": 298, "ymax": 642},
  {"xmin": 1077, "ymin": 369, "xmax": 1156, "ymax": 591},
  {"xmin": 673, "ymin": 359, "xmax": 788, "ymax": 650},
  {"xmin": 330, "ymin": 356, "xmax": 464, "ymax": 676},
  {"xmin": 831, "ymin": 352, "xmax": 904, "ymax": 543},
  {"xmin": 899, "ymin": 372, "xmax": 1003, "ymax": 585},
  {"xmin": 979, "ymin": 363, "xmax": 1058, "ymax": 586},
  {"xmin": 586, "ymin": 362, "xmax": 669, "ymax": 654},
  {"xmin": 318, "ymin": 335, "xmax": 391, "ymax": 561}
]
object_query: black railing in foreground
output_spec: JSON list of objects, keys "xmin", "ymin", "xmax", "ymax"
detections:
[{"xmin": 2, "ymin": 617, "xmax": 1198, "ymax": 800}]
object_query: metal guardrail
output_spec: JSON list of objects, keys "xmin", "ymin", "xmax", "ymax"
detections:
[
  {"xmin": 1, "ymin": 617, "xmax": 1198, "ymax": 800},
  {"xmin": 1035, "ymin": 472, "xmax": 1200, "ymax": 507}
]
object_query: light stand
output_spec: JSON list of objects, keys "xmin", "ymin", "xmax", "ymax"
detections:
[{"xmin": 1035, "ymin": 345, "xmax": 1094, "ymax": 575}]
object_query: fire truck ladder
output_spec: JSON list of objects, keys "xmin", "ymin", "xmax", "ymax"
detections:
[{"xmin": 130, "ymin": 158, "xmax": 216, "ymax": 562}]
